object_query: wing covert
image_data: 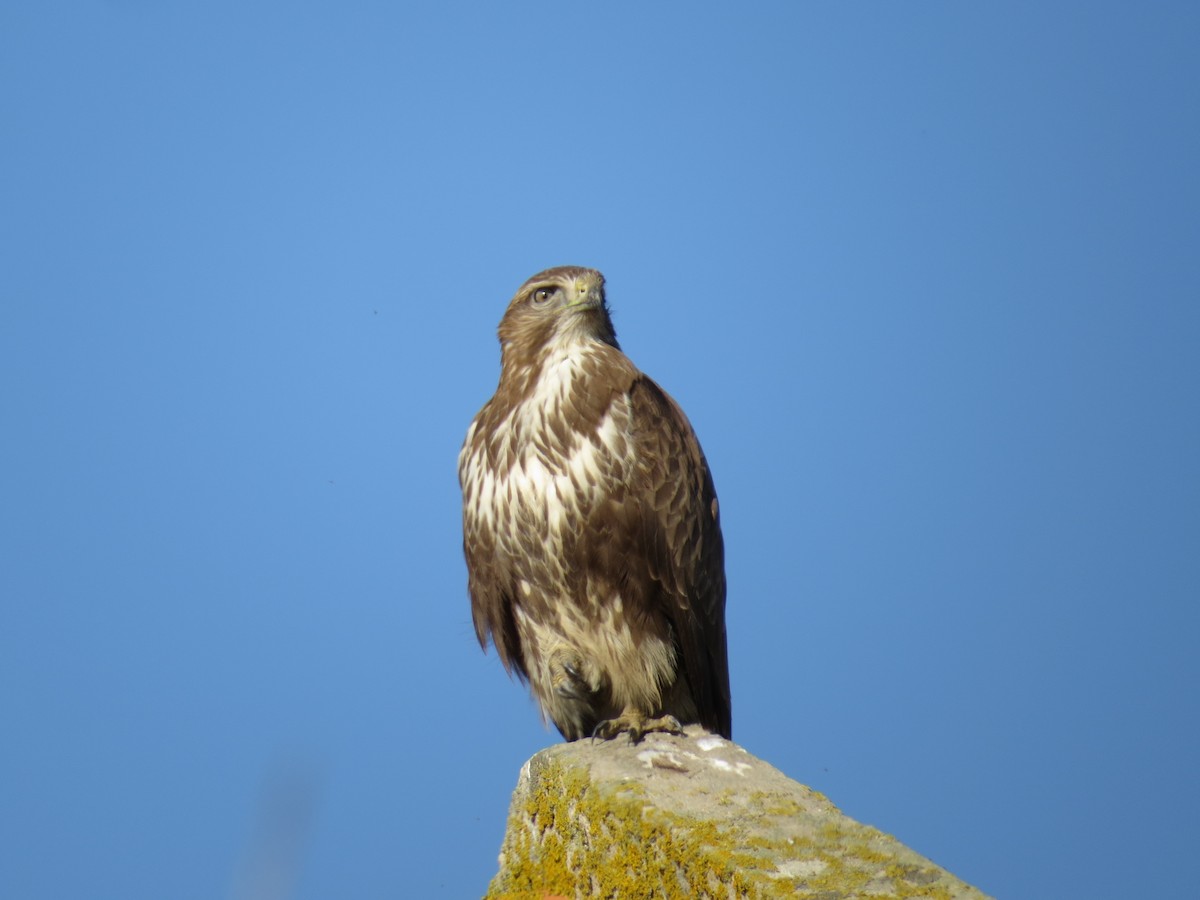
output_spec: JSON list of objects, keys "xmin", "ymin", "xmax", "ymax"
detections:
[{"xmin": 628, "ymin": 376, "xmax": 731, "ymax": 738}]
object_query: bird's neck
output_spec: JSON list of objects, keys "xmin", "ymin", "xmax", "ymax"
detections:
[{"xmin": 499, "ymin": 337, "xmax": 613, "ymax": 400}]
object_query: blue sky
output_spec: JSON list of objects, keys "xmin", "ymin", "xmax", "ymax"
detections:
[{"xmin": 2, "ymin": 2, "xmax": 1197, "ymax": 898}]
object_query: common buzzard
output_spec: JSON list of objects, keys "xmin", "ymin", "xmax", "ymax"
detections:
[{"xmin": 459, "ymin": 266, "xmax": 730, "ymax": 741}]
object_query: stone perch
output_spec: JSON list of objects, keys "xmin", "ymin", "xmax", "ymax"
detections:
[{"xmin": 486, "ymin": 727, "xmax": 992, "ymax": 899}]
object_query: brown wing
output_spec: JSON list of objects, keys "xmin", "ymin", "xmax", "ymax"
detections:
[
  {"xmin": 460, "ymin": 425, "xmax": 528, "ymax": 684},
  {"xmin": 629, "ymin": 376, "xmax": 732, "ymax": 738}
]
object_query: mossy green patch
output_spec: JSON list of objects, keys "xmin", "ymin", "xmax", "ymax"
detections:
[{"xmin": 486, "ymin": 756, "xmax": 972, "ymax": 899}]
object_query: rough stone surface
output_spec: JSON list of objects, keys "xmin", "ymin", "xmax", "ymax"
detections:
[{"xmin": 487, "ymin": 727, "xmax": 993, "ymax": 899}]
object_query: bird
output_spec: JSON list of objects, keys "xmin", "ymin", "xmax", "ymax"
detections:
[{"xmin": 458, "ymin": 266, "xmax": 731, "ymax": 742}]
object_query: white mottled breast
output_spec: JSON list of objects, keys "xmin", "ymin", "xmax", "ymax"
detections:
[
  {"xmin": 459, "ymin": 340, "xmax": 680, "ymax": 732},
  {"xmin": 459, "ymin": 343, "xmax": 632, "ymax": 553}
]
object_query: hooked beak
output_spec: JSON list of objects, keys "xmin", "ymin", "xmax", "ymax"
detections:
[{"xmin": 566, "ymin": 272, "xmax": 605, "ymax": 310}]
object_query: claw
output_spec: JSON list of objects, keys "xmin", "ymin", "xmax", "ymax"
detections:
[
  {"xmin": 549, "ymin": 650, "xmax": 589, "ymax": 701},
  {"xmin": 592, "ymin": 711, "xmax": 683, "ymax": 744}
]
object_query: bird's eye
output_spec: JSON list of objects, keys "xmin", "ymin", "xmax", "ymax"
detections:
[{"xmin": 530, "ymin": 287, "xmax": 556, "ymax": 307}]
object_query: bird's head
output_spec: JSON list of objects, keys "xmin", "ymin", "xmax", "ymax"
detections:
[{"xmin": 497, "ymin": 266, "xmax": 619, "ymax": 368}]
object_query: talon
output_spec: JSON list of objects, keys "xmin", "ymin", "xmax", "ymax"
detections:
[
  {"xmin": 592, "ymin": 710, "xmax": 684, "ymax": 743},
  {"xmin": 550, "ymin": 650, "xmax": 589, "ymax": 700}
]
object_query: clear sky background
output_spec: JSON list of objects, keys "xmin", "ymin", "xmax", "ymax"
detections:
[{"xmin": 2, "ymin": 3, "xmax": 1197, "ymax": 898}]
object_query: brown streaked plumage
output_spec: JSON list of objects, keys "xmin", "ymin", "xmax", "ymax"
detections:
[{"xmin": 458, "ymin": 266, "xmax": 731, "ymax": 742}]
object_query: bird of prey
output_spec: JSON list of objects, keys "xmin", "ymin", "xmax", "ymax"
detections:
[{"xmin": 458, "ymin": 266, "xmax": 730, "ymax": 742}]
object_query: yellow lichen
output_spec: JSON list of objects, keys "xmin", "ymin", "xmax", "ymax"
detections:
[{"xmin": 487, "ymin": 757, "xmax": 982, "ymax": 900}]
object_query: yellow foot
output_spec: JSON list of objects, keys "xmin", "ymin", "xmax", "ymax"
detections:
[{"xmin": 592, "ymin": 711, "xmax": 683, "ymax": 744}]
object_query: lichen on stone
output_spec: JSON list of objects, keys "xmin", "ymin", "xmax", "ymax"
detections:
[{"xmin": 486, "ymin": 729, "xmax": 991, "ymax": 900}]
